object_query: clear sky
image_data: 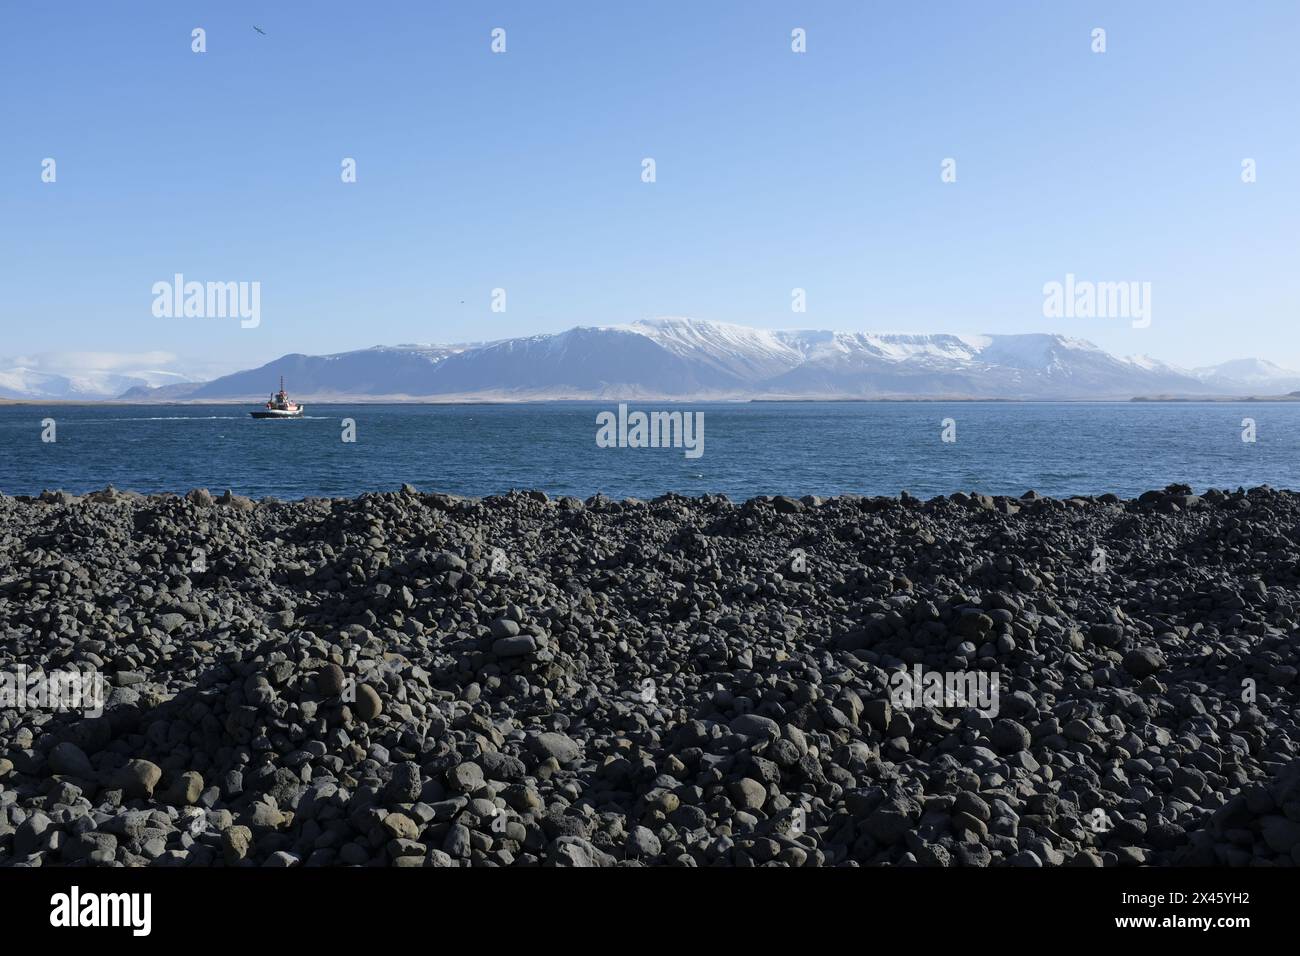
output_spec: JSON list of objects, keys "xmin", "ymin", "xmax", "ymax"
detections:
[{"xmin": 3, "ymin": 0, "xmax": 1298, "ymax": 378}]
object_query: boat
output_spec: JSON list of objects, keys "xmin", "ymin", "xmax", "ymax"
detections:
[{"xmin": 250, "ymin": 377, "xmax": 305, "ymax": 418}]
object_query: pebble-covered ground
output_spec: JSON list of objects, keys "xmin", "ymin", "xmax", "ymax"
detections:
[{"xmin": 1, "ymin": 483, "xmax": 1298, "ymax": 867}]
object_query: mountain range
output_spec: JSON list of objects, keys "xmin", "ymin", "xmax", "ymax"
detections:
[{"xmin": 4, "ymin": 319, "xmax": 1298, "ymax": 402}]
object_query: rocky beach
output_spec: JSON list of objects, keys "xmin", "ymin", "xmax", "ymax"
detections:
[{"xmin": 1, "ymin": 483, "xmax": 1298, "ymax": 868}]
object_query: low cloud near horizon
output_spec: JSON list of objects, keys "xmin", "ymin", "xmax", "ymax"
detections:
[{"xmin": 0, "ymin": 350, "xmax": 233, "ymax": 382}]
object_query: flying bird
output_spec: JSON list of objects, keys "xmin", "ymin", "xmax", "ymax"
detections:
[{"xmin": 253, "ymin": 25, "xmax": 267, "ymax": 36}]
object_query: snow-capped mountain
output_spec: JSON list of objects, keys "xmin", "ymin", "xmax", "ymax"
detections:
[
  {"xmin": 9, "ymin": 319, "xmax": 1291, "ymax": 402},
  {"xmin": 90, "ymin": 318, "xmax": 1266, "ymax": 402},
  {"xmin": 1191, "ymin": 358, "xmax": 1300, "ymax": 394},
  {"xmin": 763, "ymin": 330, "xmax": 1219, "ymax": 398},
  {"xmin": 628, "ymin": 317, "xmax": 806, "ymax": 382},
  {"xmin": 114, "ymin": 345, "xmax": 471, "ymax": 401},
  {"xmin": 0, "ymin": 357, "xmax": 194, "ymax": 401}
]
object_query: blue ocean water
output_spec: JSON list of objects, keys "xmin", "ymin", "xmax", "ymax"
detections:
[{"xmin": 0, "ymin": 402, "xmax": 1296, "ymax": 501}]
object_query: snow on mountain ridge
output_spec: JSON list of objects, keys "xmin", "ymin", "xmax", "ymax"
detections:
[
  {"xmin": 614, "ymin": 317, "xmax": 805, "ymax": 380},
  {"xmin": 620, "ymin": 319, "xmax": 1107, "ymax": 371},
  {"xmin": 5, "ymin": 317, "xmax": 1282, "ymax": 401},
  {"xmin": 1193, "ymin": 358, "xmax": 1300, "ymax": 383},
  {"xmin": 1124, "ymin": 354, "xmax": 1191, "ymax": 375},
  {"xmin": 1187, "ymin": 357, "xmax": 1300, "ymax": 393},
  {"xmin": 0, "ymin": 366, "xmax": 193, "ymax": 400},
  {"xmin": 621, "ymin": 317, "xmax": 802, "ymax": 361}
]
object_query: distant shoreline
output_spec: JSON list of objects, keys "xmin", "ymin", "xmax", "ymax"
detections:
[{"xmin": 5, "ymin": 395, "xmax": 1300, "ymax": 407}]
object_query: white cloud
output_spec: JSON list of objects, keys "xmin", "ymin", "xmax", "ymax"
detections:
[
  {"xmin": 7, "ymin": 350, "xmax": 181, "ymax": 373},
  {"xmin": 0, "ymin": 351, "xmax": 237, "ymax": 381}
]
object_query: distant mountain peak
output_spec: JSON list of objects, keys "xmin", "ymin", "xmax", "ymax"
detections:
[
  {"xmin": 1195, "ymin": 356, "xmax": 1298, "ymax": 377},
  {"xmin": 1191, "ymin": 357, "xmax": 1300, "ymax": 391}
]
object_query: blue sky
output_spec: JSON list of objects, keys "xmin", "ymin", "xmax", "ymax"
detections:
[{"xmin": 2, "ymin": 0, "xmax": 1297, "ymax": 377}]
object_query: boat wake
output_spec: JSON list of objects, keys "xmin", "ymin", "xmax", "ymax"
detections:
[
  {"xmin": 73, "ymin": 416, "xmax": 247, "ymax": 423},
  {"xmin": 74, "ymin": 415, "xmax": 332, "ymax": 423}
]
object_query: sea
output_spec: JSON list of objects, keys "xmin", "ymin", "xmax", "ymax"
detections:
[{"xmin": 1, "ymin": 401, "xmax": 1297, "ymax": 502}]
